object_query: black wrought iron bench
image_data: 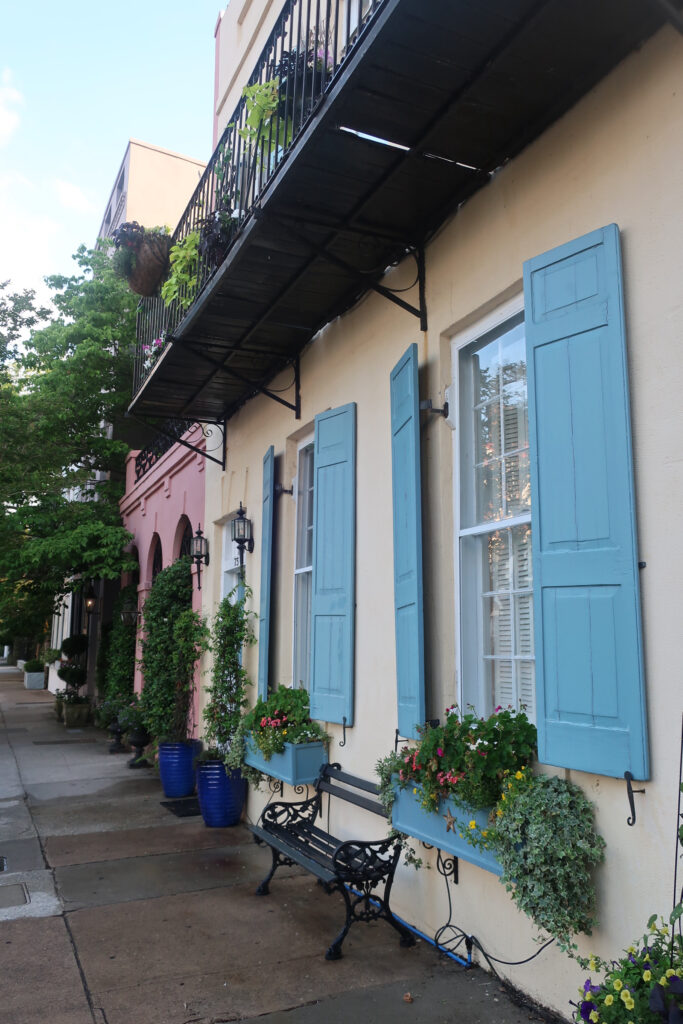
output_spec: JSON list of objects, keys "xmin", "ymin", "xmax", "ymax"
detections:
[{"xmin": 249, "ymin": 762, "xmax": 416, "ymax": 960}]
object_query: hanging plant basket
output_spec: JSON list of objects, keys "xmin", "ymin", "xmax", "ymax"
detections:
[
  {"xmin": 111, "ymin": 222, "xmax": 172, "ymax": 298},
  {"xmin": 126, "ymin": 234, "xmax": 172, "ymax": 297}
]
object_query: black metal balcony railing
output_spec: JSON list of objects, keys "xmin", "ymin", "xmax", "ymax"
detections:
[
  {"xmin": 134, "ymin": 0, "xmax": 381, "ymax": 396},
  {"xmin": 134, "ymin": 419, "xmax": 196, "ymax": 481}
]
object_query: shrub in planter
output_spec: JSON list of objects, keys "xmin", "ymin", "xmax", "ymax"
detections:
[
  {"xmin": 139, "ymin": 559, "xmax": 209, "ymax": 796},
  {"xmin": 61, "ymin": 635, "xmax": 88, "ymax": 659},
  {"xmin": 197, "ymin": 589, "xmax": 256, "ymax": 825},
  {"xmin": 57, "ymin": 664, "xmax": 87, "ymax": 689},
  {"xmin": 23, "ymin": 659, "xmax": 44, "ymax": 673},
  {"xmin": 44, "ymin": 648, "xmax": 62, "ymax": 664},
  {"xmin": 62, "ymin": 689, "xmax": 90, "ymax": 728}
]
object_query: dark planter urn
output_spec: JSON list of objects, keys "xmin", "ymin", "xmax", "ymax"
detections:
[
  {"xmin": 158, "ymin": 741, "xmax": 195, "ymax": 798},
  {"xmin": 196, "ymin": 761, "xmax": 246, "ymax": 827},
  {"xmin": 108, "ymin": 719, "xmax": 126, "ymax": 754},
  {"xmin": 127, "ymin": 727, "xmax": 151, "ymax": 768}
]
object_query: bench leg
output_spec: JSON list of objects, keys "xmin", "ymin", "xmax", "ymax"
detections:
[
  {"xmin": 325, "ymin": 884, "xmax": 354, "ymax": 961},
  {"xmin": 255, "ymin": 846, "xmax": 280, "ymax": 896}
]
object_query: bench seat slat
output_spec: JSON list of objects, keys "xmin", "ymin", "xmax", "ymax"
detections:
[{"xmin": 250, "ymin": 824, "xmax": 336, "ymax": 883}]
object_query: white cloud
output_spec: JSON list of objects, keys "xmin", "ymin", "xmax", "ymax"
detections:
[
  {"xmin": 53, "ymin": 179, "xmax": 95, "ymax": 213},
  {"xmin": 0, "ymin": 68, "xmax": 23, "ymax": 148}
]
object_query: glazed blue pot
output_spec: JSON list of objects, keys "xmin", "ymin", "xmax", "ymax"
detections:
[
  {"xmin": 196, "ymin": 761, "xmax": 246, "ymax": 827},
  {"xmin": 158, "ymin": 741, "xmax": 195, "ymax": 798}
]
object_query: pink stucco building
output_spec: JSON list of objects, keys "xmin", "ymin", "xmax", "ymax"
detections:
[{"xmin": 120, "ymin": 422, "xmax": 207, "ymax": 734}]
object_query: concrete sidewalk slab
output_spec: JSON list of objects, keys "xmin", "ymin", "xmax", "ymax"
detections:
[
  {"xmin": 56, "ymin": 839, "xmax": 281, "ymax": 910},
  {"xmin": 68, "ymin": 874, "xmax": 441, "ymax": 1024},
  {"xmin": 0, "ymin": 915, "xmax": 92, "ymax": 1024},
  {"xmin": 0, "ymin": 796, "xmax": 37, "ymax": 843},
  {"xmin": 0, "ymin": 836, "xmax": 45, "ymax": 872},
  {"xmin": 0, "ymin": 868, "xmax": 61, "ymax": 920},
  {"xmin": 45, "ymin": 820, "xmax": 247, "ymax": 867}
]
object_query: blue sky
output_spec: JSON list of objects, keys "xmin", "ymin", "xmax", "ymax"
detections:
[{"xmin": 2, "ymin": 0, "xmax": 225, "ymax": 300}]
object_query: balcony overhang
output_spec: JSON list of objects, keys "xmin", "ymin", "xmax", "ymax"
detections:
[{"xmin": 130, "ymin": 0, "xmax": 676, "ymax": 423}]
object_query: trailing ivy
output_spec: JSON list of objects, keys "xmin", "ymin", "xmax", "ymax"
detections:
[
  {"xmin": 160, "ymin": 232, "xmax": 200, "ymax": 311},
  {"xmin": 100, "ymin": 585, "xmax": 137, "ymax": 705}
]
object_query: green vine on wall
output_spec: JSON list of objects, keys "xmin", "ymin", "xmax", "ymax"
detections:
[{"xmin": 202, "ymin": 587, "xmax": 256, "ymax": 757}]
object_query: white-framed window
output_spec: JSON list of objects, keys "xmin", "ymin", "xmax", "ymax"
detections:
[
  {"xmin": 292, "ymin": 437, "xmax": 314, "ymax": 690},
  {"xmin": 453, "ymin": 296, "xmax": 535, "ymax": 721},
  {"xmin": 221, "ymin": 521, "xmax": 242, "ymax": 601}
]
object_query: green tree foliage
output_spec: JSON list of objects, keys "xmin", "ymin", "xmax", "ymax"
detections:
[{"xmin": 0, "ymin": 247, "xmax": 138, "ymax": 644}]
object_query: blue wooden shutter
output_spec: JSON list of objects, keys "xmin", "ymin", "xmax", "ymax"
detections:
[
  {"xmin": 310, "ymin": 404, "xmax": 356, "ymax": 725},
  {"xmin": 524, "ymin": 224, "xmax": 649, "ymax": 779},
  {"xmin": 257, "ymin": 445, "xmax": 274, "ymax": 700},
  {"xmin": 390, "ymin": 344, "xmax": 425, "ymax": 739}
]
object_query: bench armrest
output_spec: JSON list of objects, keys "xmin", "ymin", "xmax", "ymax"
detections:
[
  {"xmin": 261, "ymin": 794, "xmax": 321, "ymax": 829},
  {"xmin": 331, "ymin": 837, "xmax": 400, "ymax": 884}
]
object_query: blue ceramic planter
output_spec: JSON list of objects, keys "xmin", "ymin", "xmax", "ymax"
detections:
[
  {"xmin": 158, "ymin": 741, "xmax": 195, "ymax": 798},
  {"xmin": 392, "ymin": 785, "xmax": 502, "ymax": 875},
  {"xmin": 244, "ymin": 735, "xmax": 327, "ymax": 786},
  {"xmin": 196, "ymin": 761, "xmax": 246, "ymax": 827}
]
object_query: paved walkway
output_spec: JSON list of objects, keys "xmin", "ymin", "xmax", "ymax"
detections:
[{"xmin": 0, "ymin": 668, "xmax": 554, "ymax": 1024}]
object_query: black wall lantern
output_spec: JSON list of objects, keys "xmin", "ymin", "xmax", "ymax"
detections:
[
  {"xmin": 190, "ymin": 525, "xmax": 210, "ymax": 590},
  {"xmin": 84, "ymin": 582, "xmax": 97, "ymax": 616},
  {"xmin": 120, "ymin": 597, "xmax": 139, "ymax": 628},
  {"xmin": 231, "ymin": 503, "xmax": 254, "ymax": 579}
]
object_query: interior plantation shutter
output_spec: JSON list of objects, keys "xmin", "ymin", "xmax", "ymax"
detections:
[
  {"xmin": 390, "ymin": 344, "xmax": 426, "ymax": 739},
  {"xmin": 257, "ymin": 445, "xmax": 275, "ymax": 700},
  {"xmin": 524, "ymin": 223, "xmax": 649, "ymax": 779},
  {"xmin": 309, "ymin": 403, "xmax": 356, "ymax": 725}
]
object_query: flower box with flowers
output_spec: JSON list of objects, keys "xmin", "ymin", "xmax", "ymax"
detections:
[
  {"xmin": 390, "ymin": 705, "xmax": 537, "ymax": 876},
  {"xmin": 241, "ymin": 685, "xmax": 328, "ymax": 786}
]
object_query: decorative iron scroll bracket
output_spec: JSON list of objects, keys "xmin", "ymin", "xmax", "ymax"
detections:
[
  {"xmin": 436, "ymin": 847, "xmax": 459, "ymax": 885},
  {"xmin": 624, "ymin": 771, "xmax": 646, "ymax": 826},
  {"xmin": 129, "ymin": 414, "xmax": 226, "ymax": 472},
  {"xmin": 268, "ymin": 778, "xmax": 284, "ymax": 797}
]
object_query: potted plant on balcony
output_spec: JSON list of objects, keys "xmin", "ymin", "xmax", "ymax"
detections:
[
  {"xmin": 139, "ymin": 558, "xmax": 209, "ymax": 798},
  {"xmin": 22, "ymin": 658, "xmax": 45, "ymax": 690},
  {"xmin": 196, "ymin": 588, "xmax": 256, "ymax": 826},
  {"xmin": 111, "ymin": 221, "xmax": 172, "ymax": 297},
  {"xmin": 231, "ymin": 684, "xmax": 329, "ymax": 787}
]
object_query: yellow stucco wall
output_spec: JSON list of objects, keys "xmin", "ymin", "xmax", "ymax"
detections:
[
  {"xmin": 125, "ymin": 141, "xmax": 206, "ymax": 231},
  {"xmin": 200, "ymin": 25, "xmax": 683, "ymax": 1016}
]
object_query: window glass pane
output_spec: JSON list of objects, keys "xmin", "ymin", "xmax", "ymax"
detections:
[
  {"xmin": 293, "ymin": 570, "xmax": 312, "ymax": 690},
  {"xmin": 295, "ymin": 445, "xmax": 314, "ymax": 570},
  {"xmin": 458, "ymin": 314, "xmax": 534, "ymax": 720}
]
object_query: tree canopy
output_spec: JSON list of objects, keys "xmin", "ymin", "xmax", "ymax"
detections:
[{"xmin": 0, "ymin": 246, "xmax": 139, "ymax": 645}]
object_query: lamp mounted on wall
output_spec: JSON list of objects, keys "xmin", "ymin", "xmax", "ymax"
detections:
[
  {"xmin": 84, "ymin": 582, "xmax": 97, "ymax": 616},
  {"xmin": 190, "ymin": 525, "xmax": 210, "ymax": 590},
  {"xmin": 231, "ymin": 503, "xmax": 254, "ymax": 580},
  {"xmin": 120, "ymin": 597, "xmax": 139, "ymax": 628}
]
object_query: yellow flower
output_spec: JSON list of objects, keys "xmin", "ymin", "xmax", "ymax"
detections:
[
  {"xmin": 481, "ymin": 829, "xmax": 488, "ymax": 837},
  {"xmin": 496, "ymin": 808, "xmax": 503, "ymax": 818},
  {"xmin": 508, "ymin": 781, "xmax": 513, "ymax": 790},
  {"xmin": 283, "ymin": 729, "xmax": 287, "ymax": 735},
  {"xmin": 413, "ymin": 788, "xmax": 418, "ymax": 795},
  {"xmin": 625, "ymin": 998, "xmax": 635, "ymax": 1011},
  {"xmin": 501, "ymin": 794, "xmax": 506, "ymax": 801},
  {"xmin": 468, "ymin": 820, "xmax": 476, "ymax": 830},
  {"xmin": 627, "ymin": 946, "xmax": 636, "ymax": 954},
  {"xmin": 643, "ymin": 970, "xmax": 652, "ymax": 982},
  {"xmin": 589, "ymin": 1011, "xmax": 599, "ymax": 1023},
  {"xmin": 613, "ymin": 979, "xmax": 623, "ymax": 992},
  {"xmin": 620, "ymin": 989, "xmax": 630, "ymax": 1003},
  {"xmin": 515, "ymin": 770, "xmax": 523, "ymax": 780},
  {"xmin": 660, "ymin": 976, "xmax": 669, "ymax": 987},
  {"xmin": 604, "ymin": 995, "xmax": 614, "ymax": 1006},
  {"xmin": 666, "ymin": 969, "xmax": 677, "ymax": 978}
]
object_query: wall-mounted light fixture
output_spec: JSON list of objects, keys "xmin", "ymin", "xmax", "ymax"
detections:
[
  {"xmin": 190, "ymin": 525, "xmax": 210, "ymax": 590},
  {"xmin": 120, "ymin": 597, "xmax": 139, "ymax": 627},
  {"xmin": 231, "ymin": 503, "xmax": 254, "ymax": 582},
  {"xmin": 84, "ymin": 582, "xmax": 97, "ymax": 616}
]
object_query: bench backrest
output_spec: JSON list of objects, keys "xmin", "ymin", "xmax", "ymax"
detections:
[{"xmin": 315, "ymin": 762, "xmax": 385, "ymax": 817}]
